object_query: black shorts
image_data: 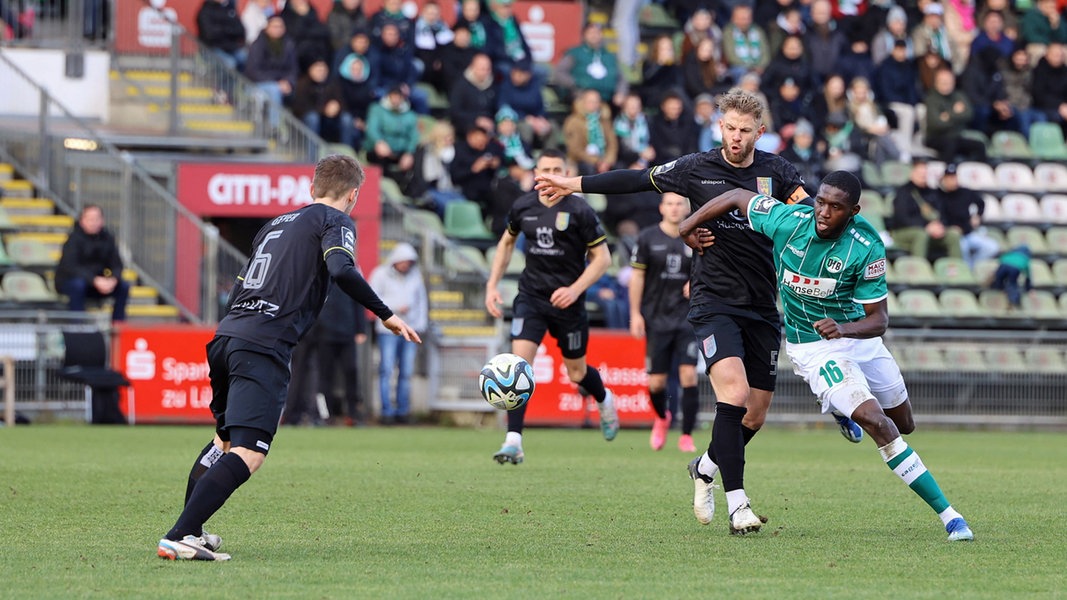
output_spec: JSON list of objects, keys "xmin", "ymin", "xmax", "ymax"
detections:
[
  {"xmin": 207, "ymin": 335, "xmax": 291, "ymax": 444},
  {"xmin": 646, "ymin": 327, "xmax": 698, "ymax": 374},
  {"xmin": 688, "ymin": 302, "xmax": 780, "ymax": 392},
  {"xmin": 511, "ymin": 292, "xmax": 588, "ymax": 359}
]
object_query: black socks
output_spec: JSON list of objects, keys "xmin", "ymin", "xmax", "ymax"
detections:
[{"xmin": 168, "ymin": 452, "xmax": 251, "ymax": 540}]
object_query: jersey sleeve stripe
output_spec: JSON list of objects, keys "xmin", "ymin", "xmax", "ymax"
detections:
[
  {"xmin": 323, "ymin": 245, "xmax": 355, "ymax": 259},
  {"xmin": 854, "ymin": 293, "xmax": 889, "ymax": 304},
  {"xmin": 649, "ymin": 171, "xmax": 663, "ymax": 193},
  {"xmin": 586, "ymin": 235, "xmax": 607, "ymax": 247}
]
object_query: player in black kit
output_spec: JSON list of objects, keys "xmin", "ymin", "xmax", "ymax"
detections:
[
  {"xmin": 536, "ymin": 88, "xmax": 859, "ymax": 535},
  {"xmin": 629, "ymin": 192, "xmax": 699, "ymax": 453},
  {"xmin": 157, "ymin": 155, "xmax": 420, "ymax": 561},
  {"xmin": 485, "ymin": 149, "xmax": 618, "ymax": 465}
]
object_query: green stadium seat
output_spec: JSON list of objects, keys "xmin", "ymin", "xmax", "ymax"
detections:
[
  {"xmin": 1061, "ymin": 291, "xmax": 1067, "ymax": 315},
  {"xmin": 859, "ymin": 189, "xmax": 887, "ymax": 217},
  {"xmin": 885, "ymin": 290, "xmax": 901, "ymax": 315},
  {"xmin": 896, "ymin": 289, "xmax": 940, "ymax": 317},
  {"xmin": 974, "ymin": 258, "xmax": 999, "ymax": 286},
  {"xmin": 0, "ymin": 239, "xmax": 13, "ymax": 267},
  {"xmin": 5, "ymin": 237, "xmax": 57, "ymax": 267},
  {"xmin": 402, "ymin": 208, "xmax": 444, "ymax": 237},
  {"xmin": 990, "ymin": 130, "xmax": 1034, "ymax": 160},
  {"xmin": 1006, "ymin": 226, "xmax": 1048, "ymax": 254},
  {"xmin": 861, "ymin": 161, "xmax": 884, "ymax": 188},
  {"xmin": 583, "ymin": 193, "xmax": 608, "ymax": 213},
  {"xmin": 443, "ymin": 201, "xmax": 494, "ymax": 241},
  {"xmin": 893, "ymin": 256, "xmax": 937, "ymax": 286},
  {"xmin": 1029, "ymin": 122, "xmax": 1067, "ymax": 160},
  {"xmin": 933, "ymin": 257, "xmax": 978, "ymax": 287},
  {"xmin": 444, "ymin": 244, "xmax": 488, "ymax": 274},
  {"xmin": 880, "ymin": 160, "xmax": 912, "ymax": 188},
  {"xmin": 378, "ymin": 176, "xmax": 409, "ymax": 206},
  {"xmin": 0, "ymin": 205, "xmax": 17, "ymax": 231},
  {"xmin": 1044, "ymin": 226, "xmax": 1067, "ymax": 255}
]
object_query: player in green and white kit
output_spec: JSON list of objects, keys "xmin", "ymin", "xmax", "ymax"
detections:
[{"xmin": 679, "ymin": 171, "xmax": 974, "ymax": 542}]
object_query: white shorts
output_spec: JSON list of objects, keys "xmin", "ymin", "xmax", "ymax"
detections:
[{"xmin": 786, "ymin": 337, "xmax": 908, "ymax": 418}]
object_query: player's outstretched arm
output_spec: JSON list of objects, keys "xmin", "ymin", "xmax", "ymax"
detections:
[
  {"xmin": 535, "ymin": 169, "xmax": 655, "ymax": 203},
  {"xmin": 813, "ymin": 299, "xmax": 889, "ymax": 340},
  {"xmin": 678, "ymin": 188, "xmax": 756, "ymax": 252}
]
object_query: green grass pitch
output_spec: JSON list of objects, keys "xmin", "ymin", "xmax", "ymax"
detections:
[{"xmin": 1, "ymin": 424, "xmax": 1065, "ymax": 599}]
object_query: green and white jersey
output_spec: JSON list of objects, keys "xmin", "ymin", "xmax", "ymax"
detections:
[{"xmin": 746, "ymin": 195, "xmax": 888, "ymax": 343}]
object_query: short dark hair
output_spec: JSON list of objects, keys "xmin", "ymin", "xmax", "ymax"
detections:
[
  {"xmin": 821, "ymin": 170, "xmax": 862, "ymax": 206},
  {"xmin": 536, "ymin": 148, "xmax": 567, "ymax": 162}
]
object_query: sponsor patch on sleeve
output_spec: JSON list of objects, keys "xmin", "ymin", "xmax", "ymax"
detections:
[
  {"xmin": 749, "ymin": 194, "xmax": 778, "ymax": 215},
  {"xmin": 341, "ymin": 226, "xmax": 355, "ymax": 253},
  {"xmin": 864, "ymin": 258, "xmax": 886, "ymax": 280},
  {"xmin": 651, "ymin": 159, "xmax": 677, "ymax": 176}
]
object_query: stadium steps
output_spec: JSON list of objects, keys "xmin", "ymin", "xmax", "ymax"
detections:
[
  {"xmin": 0, "ymin": 198, "xmax": 55, "ymax": 216},
  {"xmin": 108, "ymin": 68, "xmax": 256, "ymax": 138}
]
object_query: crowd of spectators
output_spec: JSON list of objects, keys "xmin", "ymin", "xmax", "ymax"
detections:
[{"xmin": 191, "ymin": 0, "xmax": 1067, "ymax": 330}]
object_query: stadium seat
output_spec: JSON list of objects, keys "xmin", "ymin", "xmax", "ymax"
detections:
[
  {"xmin": 1022, "ymin": 289, "xmax": 1060, "ymax": 318},
  {"xmin": 974, "ymin": 258, "xmax": 999, "ymax": 285},
  {"xmin": 1052, "ymin": 258, "xmax": 1067, "ymax": 286},
  {"xmin": 0, "ymin": 206, "xmax": 17, "ymax": 231},
  {"xmin": 861, "ymin": 161, "xmax": 884, "ymax": 188},
  {"xmin": 378, "ymin": 176, "xmax": 408, "ymax": 206},
  {"xmin": 861, "ymin": 209, "xmax": 886, "ymax": 233},
  {"xmin": 859, "ymin": 189, "xmax": 886, "ymax": 216},
  {"xmin": 998, "ymin": 194, "xmax": 1043, "ymax": 223},
  {"xmin": 896, "ymin": 289, "xmax": 941, "ymax": 317},
  {"xmin": 1034, "ymin": 163, "xmax": 1067, "ymax": 192},
  {"xmin": 1030, "ymin": 259, "xmax": 1055, "ymax": 288},
  {"xmin": 984, "ymin": 346, "xmax": 1028, "ymax": 372},
  {"xmin": 1006, "ymin": 226, "xmax": 1048, "ymax": 254},
  {"xmin": 995, "ymin": 162, "xmax": 1039, "ymax": 193},
  {"xmin": 497, "ymin": 278, "xmax": 519, "ymax": 307},
  {"xmin": 899, "ymin": 345, "xmax": 948, "ymax": 371},
  {"xmin": 1024, "ymin": 347, "xmax": 1067, "ymax": 374},
  {"xmin": 1, "ymin": 270, "xmax": 59, "ymax": 303},
  {"xmin": 583, "ymin": 193, "xmax": 608, "ymax": 213},
  {"xmin": 926, "ymin": 160, "xmax": 946, "ymax": 187},
  {"xmin": 885, "ymin": 290, "xmax": 901, "ymax": 314},
  {"xmin": 990, "ymin": 130, "xmax": 1034, "ymax": 160},
  {"xmin": 1041, "ymin": 194, "xmax": 1067, "ymax": 225},
  {"xmin": 1045, "ymin": 226, "xmax": 1067, "ymax": 255},
  {"xmin": 1028, "ymin": 122, "xmax": 1067, "ymax": 160},
  {"xmin": 955, "ymin": 162, "xmax": 997, "ymax": 191},
  {"xmin": 5, "ymin": 237, "xmax": 58, "ymax": 267},
  {"xmin": 1061, "ymin": 291, "xmax": 1067, "ymax": 315},
  {"xmin": 401, "ymin": 208, "xmax": 444, "ymax": 237},
  {"xmin": 0, "ymin": 239, "xmax": 13, "ymax": 268},
  {"xmin": 980, "ymin": 194, "xmax": 1003, "ymax": 224},
  {"xmin": 942, "ymin": 345, "xmax": 987, "ymax": 371},
  {"xmin": 880, "ymin": 160, "xmax": 912, "ymax": 188},
  {"xmin": 485, "ymin": 246, "xmax": 525, "ymax": 275},
  {"xmin": 893, "ymin": 255, "xmax": 938, "ymax": 286},
  {"xmin": 939, "ymin": 288, "xmax": 983, "ymax": 318},
  {"xmin": 443, "ymin": 244, "xmax": 489, "ymax": 274},
  {"xmin": 443, "ymin": 201, "xmax": 494, "ymax": 242},
  {"xmin": 933, "ymin": 257, "xmax": 978, "ymax": 287},
  {"xmin": 978, "ymin": 289, "xmax": 1011, "ymax": 313}
]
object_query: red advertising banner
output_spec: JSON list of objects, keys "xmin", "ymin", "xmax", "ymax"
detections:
[
  {"xmin": 523, "ymin": 329, "xmax": 656, "ymax": 427},
  {"xmin": 113, "ymin": 324, "xmax": 217, "ymax": 424},
  {"xmin": 175, "ymin": 160, "xmax": 382, "ymax": 276},
  {"xmin": 114, "ymin": 0, "xmax": 580, "ymax": 63}
]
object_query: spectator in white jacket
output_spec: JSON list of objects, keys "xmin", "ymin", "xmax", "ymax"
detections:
[{"xmin": 368, "ymin": 242, "xmax": 428, "ymax": 424}]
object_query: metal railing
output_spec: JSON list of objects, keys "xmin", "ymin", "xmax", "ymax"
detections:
[{"xmin": 0, "ymin": 50, "xmax": 249, "ymax": 324}]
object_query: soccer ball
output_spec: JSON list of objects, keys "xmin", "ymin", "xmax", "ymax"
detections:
[{"xmin": 479, "ymin": 353, "xmax": 535, "ymax": 411}]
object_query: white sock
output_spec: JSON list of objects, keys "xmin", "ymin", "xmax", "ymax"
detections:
[
  {"xmin": 938, "ymin": 507, "xmax": 963, "ymax": 527},
  {"xmin": 504, "ymin": 431, "xmax": 523, "ymax": 448},
  {"xmin": 725, "ymin": 489, "xmax": 749, "ymax": 515},
  {"xmin": 697, "ymin": 452, "xmax": 719, "ymax": 479}
]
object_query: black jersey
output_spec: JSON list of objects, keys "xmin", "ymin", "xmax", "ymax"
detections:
[
  {"xmin": 630, "ymin": 225, "xmax": 692, "ymax": 332},
  {"xmin": 216, "ymin": 203, "xmax": 358, "ymax": 349},
  {"xmin": 646, "ymin": 149, "xmax": 807, "ymax": 311},
  {"xmin": 505, "ymin": 191, "xmax": 607, "ymax": 301}
]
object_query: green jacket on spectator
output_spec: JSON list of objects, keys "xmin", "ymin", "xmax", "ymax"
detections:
[
  {"xmin": 1020, "ymin": 5, "xmax": 1067, "ymax": 44},
  {"xmin": 560, "ymin": 43, "xmax": 621, "ymax": 102},
  {"xmin": 924, "ymin": 88, "xmax": 973, "ymax": 138},
  {"xmin": 363, "ymin": 95, "xmax": 418, "ymax": 155}
]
